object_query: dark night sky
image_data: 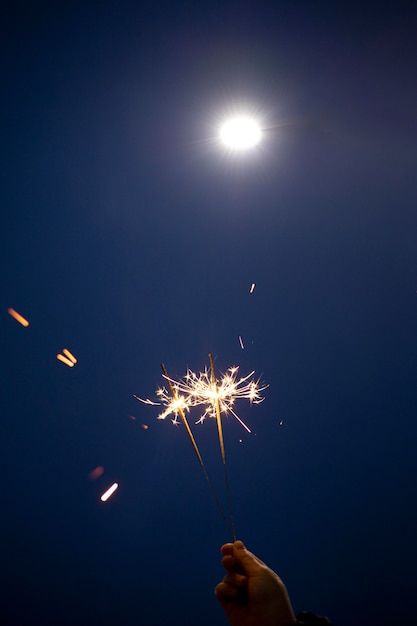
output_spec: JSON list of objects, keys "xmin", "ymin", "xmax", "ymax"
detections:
[{"xmin": 2, "ymin": 2, "xmax": 417, "ymax": 625}]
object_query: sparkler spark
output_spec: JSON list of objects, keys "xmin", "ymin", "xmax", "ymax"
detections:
[
  {"xmin": 57, "ymin": 348, "xmax": 77, "ymax": 367},
  {"xmin": 161, "ymin": 365, "xmax": 266, "ymax": 431},
  {"xmin": 62, "ymin": 348, "xmax": 77, "ymax": 364},
  {"xmin": 100, "ymin": 482, "xmax": 118, "ymax": 502},
  {"xmin": 89, "ymin": 466, "xmax": 104, "ymax": 481},
  {"xmin": 8, "ymin": 308, "xmax": 29, "ymax": 327},
  {"xmin": 57, "ymin": 353, "xmax": 75, "ymax": 367},
  {"xmin": 249, "ymin": 283, "xmax": 256, "ymax": 294},
  {"xmin": 140, "ymin": 361, "xmax": 267, "ymax": 433},
  {"xmin": 133, "ymin": 395, "xmax": 160, "ymax": 406}
]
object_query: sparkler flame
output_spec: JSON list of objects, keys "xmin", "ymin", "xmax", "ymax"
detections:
[{"xmin": 139, "ymin": 363, "xmax": 267, "ymax": 432}]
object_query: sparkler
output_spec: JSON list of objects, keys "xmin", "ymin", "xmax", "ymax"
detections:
[
  {"xmin": 159, "ymin": 363, "xmax": 233, "ymax": 539},
  {"xmin": 155, "ymin": 360, "xmax": 266, "ymax": 431},
  {"xmin": 136, "ymin": 355, "xmax": 267, "ymax": 539},
  {"xmin": 208, "ymin": 353, "xmax": 235, "ymax": 540}
]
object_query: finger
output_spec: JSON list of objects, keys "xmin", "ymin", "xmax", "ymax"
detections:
[
  {"xmin": 232, "ymin": 541, "xmax": 266, "ymax": 576},
  {"xmin": 220, "ymin": 543, "xmax": 234, "ymax": 556},
  {"xmin": 214, "ymin": 581, "xmax": 241, "ymax": 602},
  {"xmin": 221, "ymin": 554, "xmax": 237, "ymax": 572},
  {"xmin": 222, "ymin": 572, "xmax": 247, "ymax": 588}
]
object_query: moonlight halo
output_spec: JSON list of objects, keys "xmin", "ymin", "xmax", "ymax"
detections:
[{"xmin": 219, "ymin": 116, "xmax": 262, "ymax": 151}]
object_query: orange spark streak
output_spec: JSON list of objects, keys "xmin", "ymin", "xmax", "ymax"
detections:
[
  {"xmin": 57, "ymin": 354, "xmax": 75, "ymax": 367},
  {"xmin": 62, "ymin": 348, "xmax": 77, "ymax": 364},
  {"xmin": 8, "ymin": 308, "xmax": 29, "ymax": 327},
  {"xmin": 89, "ymin": 466, "xmax": 104, "ymax": 480},
  {"xmin": 100, "ymin": 482, "xmax": 119, "ymax": 502}
]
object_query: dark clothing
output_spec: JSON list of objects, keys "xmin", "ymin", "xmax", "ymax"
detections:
[{"xmin": 297, "ymin": 611, "xmax": 333, "ymax": 625}]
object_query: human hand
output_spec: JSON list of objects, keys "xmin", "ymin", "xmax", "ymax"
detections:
[{"xmin": 215, "ymin": 541, "xmax": 296, "ymax": 626}]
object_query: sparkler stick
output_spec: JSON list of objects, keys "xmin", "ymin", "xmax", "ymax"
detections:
[
  {"xmin": 208, "ymin": 353, "xmax": 236, "ymax": 542},
  {"xmin": 161, "ymin": 363, "xmax": 233, "ymax": 539}
]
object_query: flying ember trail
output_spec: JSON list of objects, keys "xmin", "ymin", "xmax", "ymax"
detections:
[{"xmin": 8, "ymin": 308, "xmax": 29, "ymax": 327}]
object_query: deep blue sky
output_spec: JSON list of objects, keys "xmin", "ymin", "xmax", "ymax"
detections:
[{"xmin": 2, "ymin": 2, "xmax": 417, "ymax": 625}]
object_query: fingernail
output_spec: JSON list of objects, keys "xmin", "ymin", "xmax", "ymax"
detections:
[{"xmin": 234, "ymin": 540, "xmax": 245, "ymax": 550}]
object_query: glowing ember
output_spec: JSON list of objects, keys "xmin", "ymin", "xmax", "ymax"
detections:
[
  {"xmin": 62, "ymin": 348, "xmax": 77, "ymax": 364},
  {"xmin": 8, "ymin": 308, "xmax": 29, "ymax": 327},
  {"xmin": 57, "ymin": 348, "xmax": 77, "ymax": 367},
  {"xmin": 89, "ymin": 466, "xmax": 104, "ymax": 481},
  {"xmin": 100, "ymin": 482, "xmax": 119, "ymax": 502},
  {"xmin": 57, "ymin": 353, "xmax": 75, "ymax": 367},
  {"xmin": 249, "ymin": 283, "xmax": 256, "ymax": 294}
]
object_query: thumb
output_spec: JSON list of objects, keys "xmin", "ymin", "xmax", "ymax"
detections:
[{"xmin": 232, "ymin": 541, "xmax": 264, "ymax": 577}]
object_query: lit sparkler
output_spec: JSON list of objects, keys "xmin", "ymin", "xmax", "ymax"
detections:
[
  {"xmin": 136, "ymin": 355, "xmax": 267, "ymax": 539},
  {"xmin": 137, "ymin": 358, "xmax": 267, "ymax": 431},
  {"xmin": 156, "ymin": 361, "xmax": 267, "ymax": 432}
]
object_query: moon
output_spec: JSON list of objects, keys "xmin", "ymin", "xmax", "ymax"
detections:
[{"xmin": 219, "ymin": 116, "xmax": 262, "ymax": 150}]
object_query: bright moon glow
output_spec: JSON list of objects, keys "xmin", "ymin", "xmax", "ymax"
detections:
[{"xmin": 220, "ymin": 117, "xmax": 262, "ymax": 150}]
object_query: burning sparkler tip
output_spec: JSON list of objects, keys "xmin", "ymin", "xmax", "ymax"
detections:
[{"xmin": 143, "ymin": 358, "xmax": 266, "ymax": 433}]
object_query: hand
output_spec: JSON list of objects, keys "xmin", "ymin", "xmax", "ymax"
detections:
[{"xmin": 215, "ymin": 541, "xmax": 296, "ymax": 626}]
